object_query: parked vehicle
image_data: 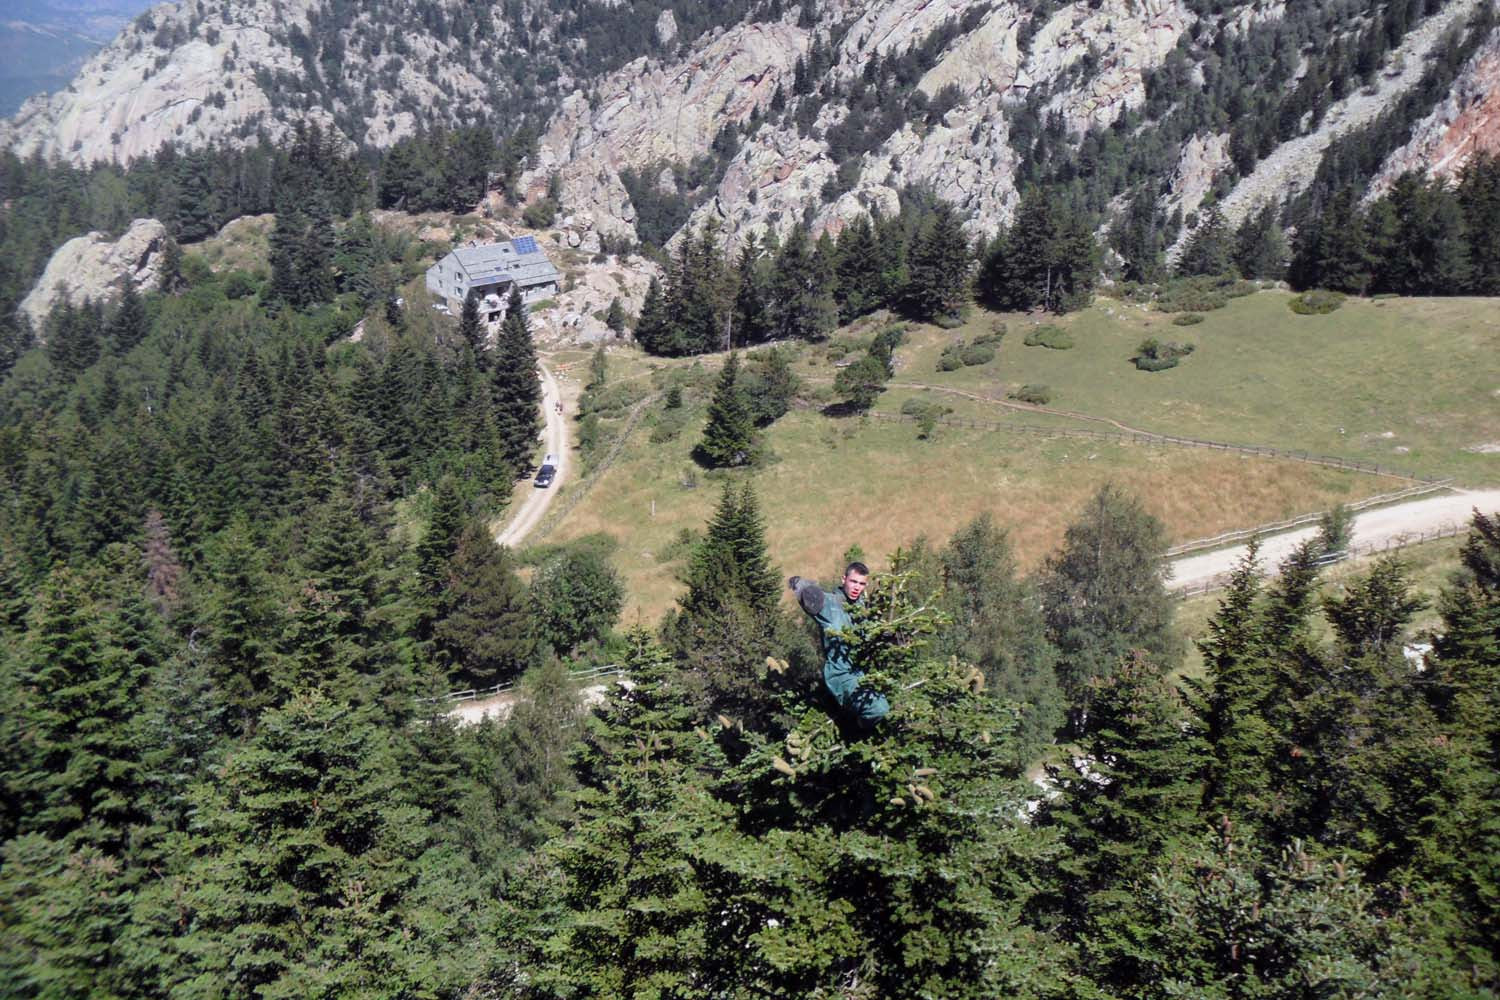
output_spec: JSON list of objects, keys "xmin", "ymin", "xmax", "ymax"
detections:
[{"xmin": 534, "ymin": 457, "xmax": 557, "ymax": 488}]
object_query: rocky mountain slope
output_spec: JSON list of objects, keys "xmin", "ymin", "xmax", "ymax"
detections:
[{"xmin": 6, "ymin": 0, "xmax": 1499, "ymax": 249}]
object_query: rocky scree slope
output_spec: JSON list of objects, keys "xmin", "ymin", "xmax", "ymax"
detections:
[{"xmin": 8, "ymin": 0, "xmax": 1499, "ymax": 252}]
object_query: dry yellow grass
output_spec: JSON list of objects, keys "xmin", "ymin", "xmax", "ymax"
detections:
[{"xmin": 549, "ymin": 405, "xmax": 1392, "ymax": 623}]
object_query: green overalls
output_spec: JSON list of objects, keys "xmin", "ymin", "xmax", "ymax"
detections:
[{"xmin": 794, "ymin": 581, "xmax": 890, "ymax": 728}]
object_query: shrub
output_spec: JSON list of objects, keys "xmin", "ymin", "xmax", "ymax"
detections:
[
  {"xmin": 1024, "ymin": 325, "xmax": 1074, "ymax": 350},
  {"xmin": 1010, "ymin": 384, "xmax": 1052, "ymax": 404},
  {"xmin": 1288, "ymin": 289, "xmax": 1346, "ymax": 314},
  {"xmin": 937, "ymin": 344, "xmax": 964, "ymax": 371},
  {"xmin": 960, "ymin": 343, "xmax": 995, "ymax": 366},
  {"xmin": 934, "ymin": 312, "xmax": 966, "ymax": 330},
  {"xmin": 1133, "ymin": 338, "xmax": 1195, "ymax": 372},
  {"xmin": 973, "ymin": 321, "xmax": 1007, "ymax": 345},
  {"xmin": 1172, "ymin": 313, "xmax": 1205, "ymax": 326}
]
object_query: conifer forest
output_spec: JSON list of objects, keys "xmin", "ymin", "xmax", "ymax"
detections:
[{"xmin": 3, "ymin": 4, "xmax": 1500, "ymax": 993}]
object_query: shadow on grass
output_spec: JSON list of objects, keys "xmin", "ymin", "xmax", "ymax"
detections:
[{"xmin": 820, "ymin": 401, "xmax": 872, "ymax": 419}]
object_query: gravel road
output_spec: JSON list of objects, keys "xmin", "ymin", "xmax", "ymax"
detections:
[
  {"xmin": 1169, "ymin": 488, "xmax": 1500, "ymax": 590},
  {"xmin": 494, "ymin": 363, "xmax": 568, "ymax": 549}
]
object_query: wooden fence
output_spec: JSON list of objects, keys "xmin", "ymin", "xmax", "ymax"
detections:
[
  {"xmin": 867, "ymin": 410, "xmax": 1441, "ymax": 483},
  {"xmin": 1172, "ymin": 522, "xmax": 1469, "ymax": 600},
  {"xmin": 420, "ymin": 663, "xmax": 625, "ymax": 706}
]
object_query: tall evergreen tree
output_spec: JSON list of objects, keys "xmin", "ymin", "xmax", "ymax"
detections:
[
  {"xmin": 902, "ymin": 200, "xmax": 972, "ymax": 321},
  {"xmin": 111, "ymin": 280, "xmax": 149, "ymax": 354},
  {"xmin": 1039, "ymin": 484, "xmax": 1182, "ymax": 731},
  {"xmin": 433, "ymin": 521, "xmax": 537, "ymax": 686},
  {"xmin": 1176, "ymin": 204, "xmax": 1235, "ymax": 277},
  {"xmin": 633, "ymin": 275, "xmax": 672, "ymax": 355},
  {"xmin": 492, "ymin": 287, "xmax": 542, "ymax": 475},
  {"xmin": 693, "ymin": 352, "xmax": 757, "ymax": 468}
]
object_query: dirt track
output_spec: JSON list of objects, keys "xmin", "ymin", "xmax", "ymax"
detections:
[
  {"xmin": 494, "ymin": 363, "xmax": 569, "ymax": 549},
  {"xmin": 1169, "ymin": 488, "xmax": 1500, "ymax": 590}
]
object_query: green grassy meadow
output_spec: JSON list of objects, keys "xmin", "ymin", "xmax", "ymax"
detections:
[
  {"xmin": 534, "ymin": 290, "xmax": 1498, "ymax": 620},
  {"xmin": 890, "ymin": 290, "xmax": 1500, "ymax": 482}
]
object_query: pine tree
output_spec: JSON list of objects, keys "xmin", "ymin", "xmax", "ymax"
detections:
[
  {"xmin": 492, "ymin": 286, "xmax": 542, "ymax": 475},
  {"xmin": 769, "ymin": 224, "xmax": 837, "ymax": 343},
  {"xmin": 432, "ymin": 521, "xmax": 538, "ymax": 686},
  {"xmin": 1232, "ymin": 203, "xmax": 1290, "ymax": 280},
  {"xmin": 902, "ymin": 200, "xmax": 972, "ymax": 321},
  {"xmin": 633, "ymin": 275, "xmax": 672, "ymax": 354},
  {"xmin": 529, "ymin": 547, "xmax": 624, "ymax": 656},
  {"xmin": 1176, "ymin": 204, "xmax": 1235, "ymax": 277},
  {"xmin": 1039, "ymin": 652, "xmax": 1205, "ymax": 991},
  {"xmin": 667, "ymin": 482, "xmax": 785, "ymax": 721},
  {"xmin": 535, "ymin": 628, "xmax": 720, "ymax": 997},
  {"xmin": 685, "ymin": 560, "xmax": 1076, "ymax": 997},
  {"xmin": 458, "ymin": 290, "xmax": 485, "ymax": 360},
  {"xmin": 693, "ymin": 352, "xmax": 756, "ymax": 468},
  {"xmin": 1040, "ymin": 484, "xmax": 1183, "ymax": 732},
  {"xmin": 603, "ymin": 295, "xmax": 626, "ymax": 335},
  {"xmin": 112, "ymin": 280, "xmax": 149, "ymax": 354},
  {"xmin": 937, "ymin": 514, "xmax": 1062, "ymax": 756}
]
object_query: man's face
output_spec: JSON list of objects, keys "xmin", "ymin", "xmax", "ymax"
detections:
[{"xmin": 842, "ymin": 569, "xmax": 868, "ymax": 602}]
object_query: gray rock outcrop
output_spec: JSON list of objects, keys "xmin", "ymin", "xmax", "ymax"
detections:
[{"xmin": 19, "ymin": 218, "xmax": 167, "ymax": 331}]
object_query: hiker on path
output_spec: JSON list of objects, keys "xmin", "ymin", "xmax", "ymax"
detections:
[{"xmin": 788, "ymin": 562, "xmax": 890, "ymax": 729}]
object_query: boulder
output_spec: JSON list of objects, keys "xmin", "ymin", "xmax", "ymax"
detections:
[{"xmin": 19, "ymin": 218, "xmax": 167, "ymax": 332}]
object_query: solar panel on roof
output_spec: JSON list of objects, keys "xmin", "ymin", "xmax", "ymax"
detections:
[{"xmin": 512, "ymin": 236, "xmax": 539, "ymax": 254}]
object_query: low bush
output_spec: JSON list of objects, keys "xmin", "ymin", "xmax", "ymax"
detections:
[
  {"xmin": 934, "ymin": 311, "xmax": 966, "ymax": 330},
  {"xmin": 1172, "ymin": 313, "xmax": 1205, "ymax": 326},
  {"xmin": 1288, "ymin": 289, "xmax": 1346, "ymax": 314},
  {"xmin": 960, "ymin": 343, "xmax": 996, "ymax": 366},
  {"xmin": 1024, "ymin": 325, "xmax": 1074, "ymax": 350},
  {"xmin": 937, "ymin": 344, "xmax": 964, "ymax": 372},
  {"xmin": 1010, "ymin": 384, "xmax": 1052, "ymax": 405},
  {"xmin": 1133, "ymin": 337, "xmax": 1195, "ymax": 372},
  {"xmin": 973, "ymin": 321, "xmax": 1006, "ymax": 345}
]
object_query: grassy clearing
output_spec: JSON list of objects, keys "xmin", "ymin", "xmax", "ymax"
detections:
[
  {"xmin": 891, "ymin": 291, "xmax": 1500, "ymax": 482},
  {"xmin": 547, "ymin": 400, "xmax": 1391, "ymax": 622},
  {"xmin": 537, "ymin": 290, "xmax": 1495, "ymax": 620}
]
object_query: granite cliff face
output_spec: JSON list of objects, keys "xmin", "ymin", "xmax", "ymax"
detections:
[
  {"xmin": 19, "ymin": 218, "xmax": 166, "ymax": 330},
  {"xmin": 1371, "ymin": 23, "xmax": 1500, "ymax": 193},
  {"xmin": 6, "ymin": 0, "xmax": 1499, "ymax": 256}
]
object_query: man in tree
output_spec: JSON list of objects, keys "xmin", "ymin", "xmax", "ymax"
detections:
[{"xmin": 788, "ymin": 561, "xmax": 889, "ymax": 729}]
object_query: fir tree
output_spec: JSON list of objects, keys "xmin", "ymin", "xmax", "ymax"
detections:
[
  {"xmin": 536, "ymin": 628, "xmax": 721, "ymax": 997},
  {"xmin": 1040, "ymin": 484, "xmax": 1182, "ymax": 732},
  {"xmin": 458, "ymin": 290, "xmax": 486, "ymax": 361},
  {"xmin": 529, "ymin": 547, "xmax": 624, "ymax": 656},
  {"xmin": 111, "ymin": 280, "xmax": 149, "ymax": 354},
  {"xmin": 633, "ymin": 275, "xmax": 672, "ymax": 354},
  {"xmin": 492, "ymin": 287, "xmax": 542, "ymax": 475},
  {"xmin": 1176, "ymin": 204, "xmax": 1236, "ymax": 277},
  {"xmin": 901, "ymin": 200, "xmax": 972, "ymax": 321},
  {"xmin": 693, "ymin": 351, "xmax": 756, "ymax": 468},
  {"xmin": 1039, "ymin": 653, "xmax": 1205, "ymax": 991},
  {"xmin": 433, "ymin": 521, "xmax": 537, "ymax": 686},
  {"xmin": 603, "ymin": 295, "xmax": 626, "ymax": 335}
]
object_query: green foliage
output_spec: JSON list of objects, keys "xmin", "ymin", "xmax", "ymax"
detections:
[
  {"xmin": 959, "ymin": 342, "xmax": 995, "ymax": 366},
  {"xmin": 694, "ymin": 352, "xmax": 758, "ymax": 468},
  {"xmin": 1010, "ymin": 384, "xmax": 1052, "ymax": 405},
  {"xmin": 1023, "ymin": 325, "xmax": 1074, "ymax": 350},
  {"xmin": 1133, "ymin": 338, "xmax": 1195, "ymax": 371},
  {"xmin": 492, "ymin": 287, "xmax": 542, "ymax": 474},
  {"xmin": 1171, "ymin": 312, "xmax": 1204, "ymax": 326},
  {"xmin": 433, "ymin": 521, "xmax": 537, "ymax": 687},
  {"xmin": 832, "ymin": 354, "xmax": 890, "ymax": 412},
  {"xmin": 1039, "ymin": 485, "xmax": 1183, "ymax": 731},
  {"xmin": 1317, "ymin": 502, "xmax": 1355, "ymax": 555},
  {"xmin": 1288, "ymin": 289, "xmax": 1346, "ymax": 314},
  {"xmin": 529, "ymin": 547, "xmax": 625, "ymax": 656}
]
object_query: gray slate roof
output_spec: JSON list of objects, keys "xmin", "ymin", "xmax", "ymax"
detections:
[{"xmin": 449, "ymin": 239, "xmax": 560, "ymax": 289}]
